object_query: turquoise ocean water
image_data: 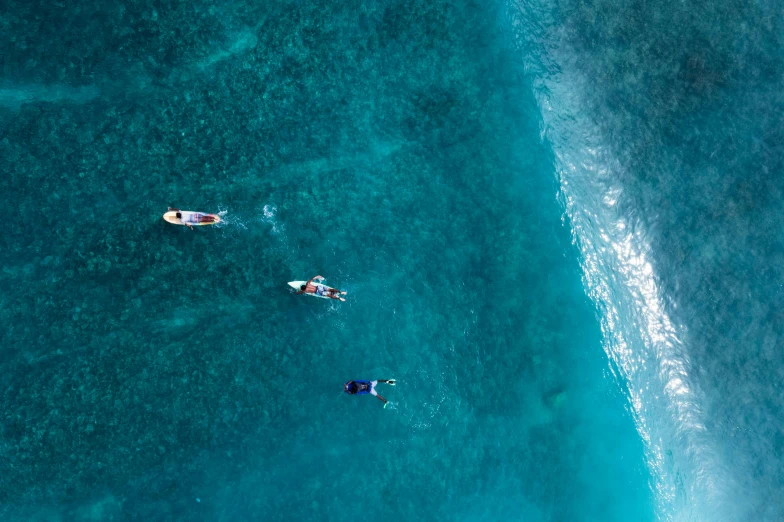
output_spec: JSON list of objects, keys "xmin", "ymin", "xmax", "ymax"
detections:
[{"xmin": 1, "ymin": 0, "xmax": 782, "ymax": 521}]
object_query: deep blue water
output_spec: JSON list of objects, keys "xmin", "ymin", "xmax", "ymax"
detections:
[{"xmin": 1, "ymin": 0, "xmax": 783, "ymax": 521}]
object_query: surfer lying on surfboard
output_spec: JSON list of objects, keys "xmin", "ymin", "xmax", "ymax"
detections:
[
  {"xmin": 297, "ymin": 275, "xmax": 347, "ymax": 301},
  {"xmin": 344, "ymin": 379, "xmax": 396, "ymax": 407},
  {"xmin": 167, "ymin": 207, "xmax": 219, "ymax": 230}
]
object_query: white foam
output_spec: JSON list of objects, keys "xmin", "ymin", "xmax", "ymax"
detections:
[
  {"xmin": 504, "ymin": 1, "xmax": 733, "ymax": 519},
  {"xmin": 260, "ymin": 203, "xmax": 284, "ymax": 235}
]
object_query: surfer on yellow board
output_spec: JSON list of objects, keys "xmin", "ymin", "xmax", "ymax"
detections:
[{"xmin": 163, "ymin": 207, "xmax": 221, "ymax": 230}]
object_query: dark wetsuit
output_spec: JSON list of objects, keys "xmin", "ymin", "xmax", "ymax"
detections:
[{"xmin": 345, "ymin": 380, "xmax": 373, "ymax": 395}]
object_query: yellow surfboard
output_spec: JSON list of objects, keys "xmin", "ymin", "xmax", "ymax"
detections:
[{"xmin": 163, "ymin": 210, "xmax": 222, "ymax": 226}]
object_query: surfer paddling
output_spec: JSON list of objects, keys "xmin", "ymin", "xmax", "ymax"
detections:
[
  {"xmin": 344, "ymin": 379, "xmax": 396, "ymax": 407},
  {"xmin": 297, "ymin": 275, "xmax": 347, "ymax": 301},
  {"xmin": 167, "ymin": 207, "xmax": 219, "ymax": 230}
]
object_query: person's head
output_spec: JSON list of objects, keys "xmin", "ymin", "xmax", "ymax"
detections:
[
  {"xmin": 300, "ymin": 284, "xmax": 307, "ymax": 291},
  {"xmin": 344, "ymin": 381, "xmax": 358, "ymax": 394},
  {"xmin": 176, "ymin": 212, "xmax": 182, "ymax": 219}
]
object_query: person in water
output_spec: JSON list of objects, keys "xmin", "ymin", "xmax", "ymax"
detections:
[
  {"xmin": 344, "ymin": 379, "xmax": 396, "ymax": 407},
  {"xmin": 168, "ymin": 207, "xmax": 217, "ymax": 230},
  {"xmin": 297, "ymin": 275, "xmax": 347, "ymax": 301}
]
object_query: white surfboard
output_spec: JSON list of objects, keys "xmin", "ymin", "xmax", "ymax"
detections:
[
  {"xmin": 288, "ymin": 280, "xmax": 342, "ymax": 299},
  {"xmin": 163, "ymin": 210, "xmax": 222, "ymax": 226}
]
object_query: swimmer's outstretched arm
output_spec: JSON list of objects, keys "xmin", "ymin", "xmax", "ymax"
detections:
[
  {"xmin": 305, "ymin": 275, "xmax": 323, "ymax": 286},
  {"xmin": 298, "ymin": 277, "xmax": 315, "ymax": 293},
  {"xmin": 297, "ymin": 275, "xmax": 320, "ymax": 294}
]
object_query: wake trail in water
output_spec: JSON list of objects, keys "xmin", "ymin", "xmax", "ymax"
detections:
[
  {"xmin": 211, "ymin": 209, "xmax": 246, "ymax": 231},
  {"xmin": 0, "ymin": 83, "xmax": 99, "ymax": 110}
]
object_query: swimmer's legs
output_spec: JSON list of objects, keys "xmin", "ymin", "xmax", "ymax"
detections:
[{"xmin": 371, "ymin": 380, "xmax": 394, "ymax": 407}]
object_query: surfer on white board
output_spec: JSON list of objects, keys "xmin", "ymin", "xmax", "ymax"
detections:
[
  {"xmin": 168, "ymin": 207, "xmax": 218, "ymax": 230},
  {"xmin": 297, "ymin": 275, "xmax": 347, "ymax": 301}
]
